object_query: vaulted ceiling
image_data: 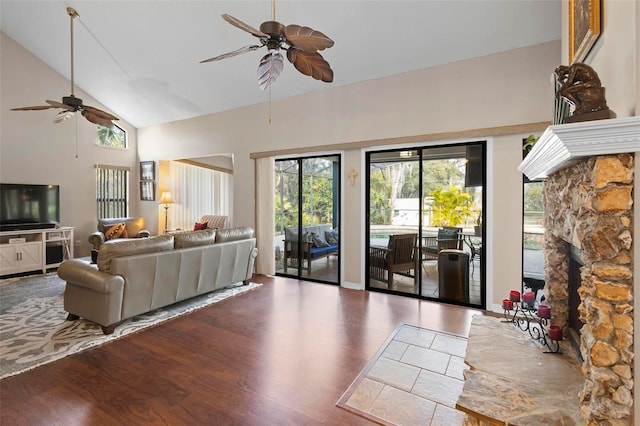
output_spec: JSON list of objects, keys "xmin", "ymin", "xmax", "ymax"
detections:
[{"xmin": 1, "ymin": 1, "xmax": 561, "ymax": 128}]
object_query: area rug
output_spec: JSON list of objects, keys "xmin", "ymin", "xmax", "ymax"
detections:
[
  {"xmin": 336, "ymin": 322, "xmax": 469, "ymax": 426},
  {"xmin": 0, "ymin": 272, "xmax": 261, "ymax": 379}
]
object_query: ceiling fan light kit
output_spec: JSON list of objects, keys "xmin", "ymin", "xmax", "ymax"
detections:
[
  {"xmin": 201, "ymin": 13, "xmax": 334, "ymax": 90},
  {"xmin": 10, "ymin": 7, "xmax": 119, "ymax": 128}
]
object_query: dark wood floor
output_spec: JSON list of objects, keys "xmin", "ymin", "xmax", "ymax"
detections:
[{"xmin": 0, "ymin": 275, "xmax": 484, "ymax": 425}]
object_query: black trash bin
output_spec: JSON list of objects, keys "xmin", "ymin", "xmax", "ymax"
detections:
[{"xmin": 438, "ymin": 249, "xmax": 470, "ymax": 303}]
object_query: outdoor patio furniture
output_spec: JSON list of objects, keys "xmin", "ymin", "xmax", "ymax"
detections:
[
  {"xmin": 283, "ymin": 225, "xmax": 338, "ymax": 273},
  {"xmin": 422, "ymin": 227, "xmax": 463, "ymax": 261},
  {"xmin": 369, "ymin": 233, "xmax": 419, "ymax": 289}
]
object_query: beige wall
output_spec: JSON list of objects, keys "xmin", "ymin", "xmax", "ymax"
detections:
[
  {"xmin": 0, "ymin": 33, "xmax": 142, "ymax": 256},
  {"xmin": 137, "ymin": 40, "xmax": 560, "ymax": 305}
]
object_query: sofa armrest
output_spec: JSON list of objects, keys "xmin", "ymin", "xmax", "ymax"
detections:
[
  {"xmin": 88, "ymin": 232, "xmax": 106, "ymax": 250},
  {"xmin": 58, "ymin": 259, "xmax": 125, "ymax": 294},
  {"xmin": 58, "ymin": 259, "xmax": 125, "ymax": 331},
  {"xmin": 284, "ymin": 239, "xmax": 313, "ymax": 252},
  {"xmin": 136, "ymin": 229, "xmax": 151, "ymax": 238}
]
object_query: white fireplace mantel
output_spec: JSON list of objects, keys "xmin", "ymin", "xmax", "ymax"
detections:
[{"xmin": 518, "ymin": 116, "xmax": 640, "ymax": 180}]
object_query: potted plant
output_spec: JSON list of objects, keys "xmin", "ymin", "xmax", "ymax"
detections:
[
  {"xmin": 474, "ymin": 211, "xmax": 482, "ymax": 236},
  {"xmin": 523, "ymin": 135, "xmax": 539, "ymax": 157}
]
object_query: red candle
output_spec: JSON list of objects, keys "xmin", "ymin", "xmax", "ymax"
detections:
[
  {"xmin": 502, "ymin": 299, "xmax": 513, "ymax": 310},
  {"xmin": 537, "ymin": 304, "xmax": 551, "ymax": 319},
  {"xmin": 523, "ymin": 291, "xmax": 535, "ymax": 305},
  {"xmin": 548, "ymin": 325, "xmax": 562, "ymax": 341},
  {"xmin": 509, "ymin": 290, "xmax": 521, "ymax": 302}
]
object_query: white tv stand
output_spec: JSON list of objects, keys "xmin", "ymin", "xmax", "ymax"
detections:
[{"xmin": 0, "ymin": 227, "xmax": 74, "ymax": 276}]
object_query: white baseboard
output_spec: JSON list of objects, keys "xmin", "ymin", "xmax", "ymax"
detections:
[{"xmin": 341, "ymin": 281, "xmax": 364, "ymax": 290}]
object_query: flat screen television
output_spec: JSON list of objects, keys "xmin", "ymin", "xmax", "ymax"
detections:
[{"xmin": 0, "ymin": 183, "xmax": 60, "ymax": 231}]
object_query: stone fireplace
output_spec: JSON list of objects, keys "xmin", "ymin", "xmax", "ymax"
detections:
[
  {"xmin": 544, "ymin": 154, "xmax": 634, "ymax": 423},
  {"xmin": 520, "ymin": 116, "xmax": 639, "ymax": 425}
]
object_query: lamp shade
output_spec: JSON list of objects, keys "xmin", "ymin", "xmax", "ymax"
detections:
[{"xmin": 159, "ymin": 191, "xmax": 174, "ymax": 204}]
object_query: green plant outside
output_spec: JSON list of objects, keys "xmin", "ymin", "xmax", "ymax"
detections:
[
  {"xmin": 430, "ymin": 186, "xmax": 474, "ymax": 227},
  {"xmin": 97, "ymin": 124, "xmax": 126, "ymax": 148}
]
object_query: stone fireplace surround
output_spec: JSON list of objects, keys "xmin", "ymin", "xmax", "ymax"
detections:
[{"xmin": 518, "ymin": 116, "xmax": 639, "ymax": 425}]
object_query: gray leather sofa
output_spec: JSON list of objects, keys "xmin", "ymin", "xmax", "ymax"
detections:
[{"xmin": 58, "ymin": 227, "xmax": 258, "ymax": 334}]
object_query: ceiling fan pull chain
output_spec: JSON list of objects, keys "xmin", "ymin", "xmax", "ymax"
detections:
[{"xmin": 268, "ymin": 86, "xmax": 272, "ymax": 124}]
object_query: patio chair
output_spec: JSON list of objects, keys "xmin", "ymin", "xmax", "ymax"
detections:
[
  {"xmin": 422, "ymin": 227, "xmax": 463, "ymax": 261},
  {"xmin": 369, "ymin": 233, "xmax": 419, "ymax": 289}
]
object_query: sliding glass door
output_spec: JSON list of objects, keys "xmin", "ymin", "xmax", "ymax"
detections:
[
  {"xmin": 275, "ymin": 155, "xmax": 340, "ymax": 284},
  {"xmin": 366, "ymin": 143, "xmax": 485, "ymax": 308}
]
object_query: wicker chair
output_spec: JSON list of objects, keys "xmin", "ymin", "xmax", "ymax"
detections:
[{"xmin": 369, "ymin": 233, "xmax": 419, "ymax": 289}]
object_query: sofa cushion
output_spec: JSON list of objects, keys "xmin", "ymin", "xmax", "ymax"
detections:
[
  {"xmin": 215, "ymin": 227, "xmax": 254, "ymax": 243},
  {"xmin": 97, "ymin": 235, "xmax": 174, "ymax": 272},
  {"xmin": 438, "ymin": 228, "xmax": 459, "ymax": 240},
  {"xmin": 174, "ymin": 229, "xmax": 216, "ymax": 249},
  {"xmin": 310, "ymin": 244, "xmax": 338, "ymax": 257},
  {"xmin": 193, "ymin": 222, "xmax": 208, "ymax": 231},
  {"xmin": 104, "ymin": 222, "xmax": 128, "ymax": 240}
]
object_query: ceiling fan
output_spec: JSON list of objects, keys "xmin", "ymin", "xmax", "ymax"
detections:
[
  {"xmin": 200, "ymin": 9, "xmax": 334, "ymax": 90},
  {"xmin": 11, "ymin": 7, "xmax": 119, "ymax": 128}
]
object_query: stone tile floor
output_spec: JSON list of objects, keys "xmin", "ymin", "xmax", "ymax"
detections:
[{"xmin": 338, "ymin": 323, "xmax": 467, "ymax": 425}]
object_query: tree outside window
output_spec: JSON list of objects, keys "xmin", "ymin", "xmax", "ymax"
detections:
[{"xmin": 97, "ymin": 124, "xmax": 126, "ymax": 148}]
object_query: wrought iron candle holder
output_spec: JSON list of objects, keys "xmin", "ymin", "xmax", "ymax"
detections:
[{"xmin": 502, "ymin": 298, "xmax": 561, "ymax": 354}]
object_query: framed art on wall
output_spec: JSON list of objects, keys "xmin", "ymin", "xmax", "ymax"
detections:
[
  {"xmin": 569, "ymin": 0, "xmax": 601, "ymax": 64},
  {"xmin": 140, "ymin": 180, "xmax": 155, "ymax": 201},
  {"xmin": 140, "ymin": 161, "xmax": 155, "ymax": 181}
]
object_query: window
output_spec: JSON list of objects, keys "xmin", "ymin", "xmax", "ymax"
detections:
[
  {"xmin": 522, "ymin": 137, "xmax": 545, "ymax": 304},
  {"xmin": 167, "ymin": 161, "xmax": 231, "ymax": 228},
  {"xmin": 96, "ymin": 124, "xmax": 127, "ymax": 148},
  {"xmin": 96, "ymin": 165, "xmax": 129, "ymax": 218}
]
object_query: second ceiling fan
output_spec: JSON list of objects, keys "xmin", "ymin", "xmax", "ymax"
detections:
[
  {"xmin": 200, "ymin": 7, "xmax": 334, "ymax": 90},
  {"xmin": 11, "ymin": 7, "xmax": 119, "ymax": 128}
]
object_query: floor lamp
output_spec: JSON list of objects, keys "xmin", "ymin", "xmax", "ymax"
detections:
[{"xmin": 159, "ymin": 191, "xmax": 174, "ymax": 233}]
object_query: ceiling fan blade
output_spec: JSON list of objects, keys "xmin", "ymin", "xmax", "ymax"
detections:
[
  {"xmin": 284, "ymin": 24, "xmax": 334, "ymax": 52},
  {"xmin": 53, "ymin": 110, "xmax": 76, "ymax": 123},
  {"xmin": 11, "ymin": 105, "xmax": 56, "ymax": 111},
  {"xmin": 82, "ymin": 108, "xmax": 117, "ymax": 128},
  {"xmin": 257, "ymin": 51, "xmax": 284, "ymax": 90},
  {"xmin": 222, "ymin": 14, "xmax": 268, "ymax": 38},
  {"xmin": 200, "ymin": 45, "xmax": 262, "ymax": 63},
  {"xmin": 46, "ymin": 99, "xmax": 75, "ymax": 111},
  {"xmin": 287, "ymin": 48, "xmax": 334, "ymax": 83},
  {"xmin": 82, "ymin": 105, "xmax": 119, "ymax": 121}
]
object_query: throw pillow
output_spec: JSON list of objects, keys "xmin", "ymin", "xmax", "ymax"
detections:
[
  {"xmin": 193, "ymin": 222, "xmax": 208, "ymax": 231},
  {"xmin": 311, "ymin": 232, "xmax": 330, "ymax": 247},
  {"xmin": 104, "ymin": 222, "xmax": 127, "ymax": 240},
  {"xmin": 325, "ymin": 230, "xmax": 338, "ymax": 245},
  {"xmin": 303, "ymin": 232, "xmax": 314, "ymax": 244}
]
